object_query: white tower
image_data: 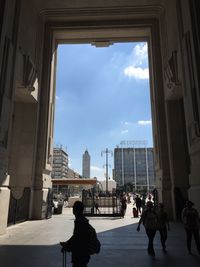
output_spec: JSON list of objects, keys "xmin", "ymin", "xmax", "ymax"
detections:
[{"xmin": 82, "ymin": 149, "xmax": 90, "ymax": 178}]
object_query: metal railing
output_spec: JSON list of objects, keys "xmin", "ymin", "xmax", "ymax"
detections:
[{"xmin": 82, "ymin": 190, "xmax": 122, "ymax": 216}]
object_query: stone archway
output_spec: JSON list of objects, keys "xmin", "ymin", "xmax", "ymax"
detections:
[
  {"xmin": 1, "ymin": 1, "xmax": 197, "ymax": 235},
  {"xmin": 37, "ymin": 12, "xmax": 173, "ymax": 218}
]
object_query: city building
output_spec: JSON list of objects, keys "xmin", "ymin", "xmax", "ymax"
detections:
[
  {"xmin": 82, "ymin": 149, "xmax": 90, "ymax": 178},
  {"xmin": 52, "ymin": 149, "xmax": 82, "ymax": 197},
  {"xmin": 51, "ymin": 147, "xmax": 68, "ymax": 179},
  {"xmin": 114, "ymin": 145, "xmax": 155, "ymax": 192}
]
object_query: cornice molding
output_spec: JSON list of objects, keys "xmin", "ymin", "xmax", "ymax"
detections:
[{"xmin": 39, "ymin": 5, "xmax": 165, "ymax": 21}]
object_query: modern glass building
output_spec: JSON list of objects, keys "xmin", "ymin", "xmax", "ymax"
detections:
[{"xmin": 114, "ymin": 147, "xmax": 155, "ymax": 192}]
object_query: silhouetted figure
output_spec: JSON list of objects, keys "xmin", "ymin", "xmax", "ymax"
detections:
[
  {"xmin": 135, "ymin": 195, "xmax": 142, "ymax": 216},
  {"xmin": 60, "ymin": 201, "xmax": 91, "ymax": 266},
  {"xmin": 174, "ymin": 187, "xmax": 186, "ymax": 221},
  {"xmin": 157, "ymin": 203, "xmax": 170, "ymax": 252},
  {"xmin": 137, "ymin": 201, "xmax": 158, "ymax": 256},
  {"xmin": 94, "ymin": 202, "xmax": 100, "ymax": 214},
  {"xmin": 181, "ymin": 200, "xmax": 200, "ymax": 255},
  {"xmin": 121, "ymin": 195, "xmax": 127, "ymax": 218}
]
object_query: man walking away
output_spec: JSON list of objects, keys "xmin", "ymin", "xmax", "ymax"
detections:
[
  {"xmin": 135, "ymin": 195, "xmax": 142, "ymax": 216},
  {"xmin": 137, "ymin": 201, "xmax": 158, "ymax": 257},
  {"xmin": 182, "ymin": 200, "xmax": 200, "ymax": 255}
]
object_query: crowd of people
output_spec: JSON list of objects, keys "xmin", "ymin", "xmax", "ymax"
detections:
[
  {"xmin": 120, "ymin": 193, "xmax": 200, "ymax": 257},
  {"xmin": 60, "ymin": 193, "xmax": 200, "ymax": 266}
]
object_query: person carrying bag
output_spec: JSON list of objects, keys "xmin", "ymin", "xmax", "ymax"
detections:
[{"xmin": 60, "ymin": 201, "xmax": 101, "ymax": 267}]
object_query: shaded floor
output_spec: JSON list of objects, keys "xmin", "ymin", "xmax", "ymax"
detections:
[{"xmin": 0, "ymin": 203, "xmax": 199, "ymax": 267}]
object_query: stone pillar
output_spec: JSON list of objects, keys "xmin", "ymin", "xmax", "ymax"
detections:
[
  {"xmin": 189, "ymin": 152, "xmax": 200, "ymax": 212},
  {"xmin": 150, "ymin": 19, "xmax": 173, "ymax": 218},
  {"xmin": 165, "ymin": 99, "xmax": 190, "ymax": 220},
  {"xmin": 0, "ymin": 0, "xmax": 21, "ymax": 233},
  {"xmin": 176, "ymin": 0, "xmax": 200, "ymax": 213},
  {"xmin": 32, "ymin": 24, "xmax": 55, "ymax": 219},
  {"xmin": 31, "ymin": 179, "xmax": 52, "ymax": 219}
]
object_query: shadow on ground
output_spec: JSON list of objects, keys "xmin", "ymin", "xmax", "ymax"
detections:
[{"xmin": 0, "ymin": 218, "xmax": 200, "ymax": 267}]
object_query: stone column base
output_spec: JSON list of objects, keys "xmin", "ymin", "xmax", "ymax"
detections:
[
  {"xmin": 153, "ymin": 187, "xmax": 174, "ymax": 219},
  {"xmin": 0, "ymin": 187, "xmax": 10, "ymax": 235},
  {"xmin": 31, "ymin": 188, "xmax": 49, "ymax": 220}
]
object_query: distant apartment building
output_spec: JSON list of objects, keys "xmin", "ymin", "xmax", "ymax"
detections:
[
  {"xmin": 113, "ymin": 146, "xmax": 155, "ymax": 191},
  {"xmin": 67, "ymin": 168, "xmax": 81, "ymax": 179},
  {"xmin": 82, "ymin": 149, "xmax": 90, "ymax": 178},
  {"xmin": 51, "ymin": 147, "xmax": 68, "ymax": 179}
]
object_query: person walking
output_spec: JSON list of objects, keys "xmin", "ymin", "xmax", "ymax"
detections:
[
  {"xmin": 94, "ymin": 202, "xmax": 100, "ymax": 214},
  {"xmin": 137, "ymin": 201, "xmax": 158, "ymax": 256},
  {"xmin": 135, "ymin": 195, "xmax": 142, "ymax": 216},
  {"xmin": 60, "ymin": 201, "xmax": 92, "ymax": 266},
  {"xmin": 157, "ymin": 203, "xmax": 170, "ymax": 252},
  {"xmin": 121, "ymin": 194, "xmax": 127, "ymax": 218},
  {"xmin": 181, "ymin": 200, "xmax": 200, "ymax": 255}
]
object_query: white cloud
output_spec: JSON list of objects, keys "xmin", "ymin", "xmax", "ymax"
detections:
[
  {"xmin": 124, "ymin": 66, "xmax": 149, "ymax": 79},
  {"xmin": 91, "ymin": 165, "xmax": 105, "ymax": 179},
  {"xmin": 134, "ymin": 43, "xmax": 148, "ymax": 64},
  {"xmin": 137, "ymin": 120, "xmax": 152, "ymax": 125},
  {"xmin": 121, "ymin": 121, "xmax": 131, "ymax": 126},
  {"xmin": 56, "ymin": 95, "xmax": 60, "ymax": 100},
  {"xmin": 123, "ymin": 43, "xmax": 149, "ymax": 80},
  {"xmin": 121, "ymin": 129, "xmax": 129, "ymax": 134},
  {"xmin": 91, "ymin": 166, "xmax": 103, "ymax": 172}
]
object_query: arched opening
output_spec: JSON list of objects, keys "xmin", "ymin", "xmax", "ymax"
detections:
[
  {"xmin": 36, "ymin": 18, "xmax": 178, "ymax": 219},
  {"xmin": 0, "ymin": 3, "xmax": 194, "ymax": 235}
]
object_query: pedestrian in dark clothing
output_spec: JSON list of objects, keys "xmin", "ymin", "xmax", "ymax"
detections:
[
  {"xmin": 157, "ymin": 203, "xmax": 170, "ymax": 252},
  {"xmin": 137, "ymin": 201, "xmax": 158, "ymax": 256},
  {"xmin": 95, "ymin": 202, "xmax": 100, "ymax": 214},
  {"xmin": 60, "ymin": 201, "xmax": 91, "ymax": 266},
  {"xmin": 121, "ymin": 195, "xmax": 127, "ymax": 218},
  {"xmin": 135, "ymin": 195, "xmax": 142, "ymax": 216},
  {"xmin": 141, "ymin": 197, "xmax": 146, "ymax": 210},
  {"xmin": 181, "ymin": 200, "xmax": 200, "ymax": 255}
]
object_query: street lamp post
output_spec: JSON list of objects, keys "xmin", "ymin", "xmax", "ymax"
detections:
[{"xmin": 101, "ymin": 148, "xmax": 113, "ymax": 193}]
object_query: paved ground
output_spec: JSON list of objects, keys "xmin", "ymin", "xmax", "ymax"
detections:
[{"xmin": 0, "ymin": 203, "xmax": 200, "ymax": 267}]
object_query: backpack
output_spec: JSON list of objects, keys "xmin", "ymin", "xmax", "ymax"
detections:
[
  {"xmin": 88, "ymin": 225, "xmax": 101, "ymax": 255},
  {"xmin": 142, "ymin": 210, "xmax": 157, "ymax": 229}
]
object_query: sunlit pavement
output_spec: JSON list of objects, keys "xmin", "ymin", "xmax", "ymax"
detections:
[{"xmin": 0, "ymin": 203, "xmax": 199, "ymax": 267}]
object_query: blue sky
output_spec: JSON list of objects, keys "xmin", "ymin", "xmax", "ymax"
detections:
[{"xmin": 54, "ymin": 42, "xmax": 153, "ymax": 179}]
